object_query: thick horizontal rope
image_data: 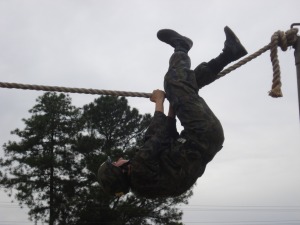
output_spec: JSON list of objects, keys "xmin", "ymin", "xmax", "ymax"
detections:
[
  {"xmin": 0, "ymin": 82, "xmax": 151, "ymax": 98},
  {"xmin": 217, "ymin": 28, "xmax": 299, "ymax": 98},
  {"xmin": 0, "ymin": 28, "xmax": 298, "ymax": 98}
]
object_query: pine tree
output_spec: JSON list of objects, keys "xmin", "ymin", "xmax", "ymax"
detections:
[
  {"xmin": 0, "ymin": 92, "xmax": 82, "ymax": 225},
  {"xmin": 0, "ymin": 94, "xmax": 193, "ymax": 225}
]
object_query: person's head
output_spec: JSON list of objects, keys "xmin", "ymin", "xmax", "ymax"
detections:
[{"xmin": 98, "ymin": 157, "xmax": 130, "ymax": 197}]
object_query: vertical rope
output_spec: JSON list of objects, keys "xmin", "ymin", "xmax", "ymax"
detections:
[{"xmin": 268, "ymin": 30, "xmax": 284, "ymax": 97}]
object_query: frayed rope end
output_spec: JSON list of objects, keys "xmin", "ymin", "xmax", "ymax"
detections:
[{"xmin": 268, "ymin": 87, "xmax": 283, "ymax": 98}]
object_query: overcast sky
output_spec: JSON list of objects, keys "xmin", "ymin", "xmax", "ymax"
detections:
[{"xmin": 0, "ymin": 0, "xmax": 300, "ymax": 224}]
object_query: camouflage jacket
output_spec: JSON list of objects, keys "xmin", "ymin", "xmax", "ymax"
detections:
[{"xmin": 130, "ymin": 111, "xmax": 208, "ymax": 198}]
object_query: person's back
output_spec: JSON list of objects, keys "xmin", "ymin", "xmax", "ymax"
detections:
[{"xmin": 129, "ymin": 109, "xmax": 208, "ymax": 198}]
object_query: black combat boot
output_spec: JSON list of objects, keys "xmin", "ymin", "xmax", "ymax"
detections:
[
  {"xmin": 207, "ymin": 26, "xmax": 247, "ymax": 74},
  {"xmin": 223, "ymin": 26, "xmax": 247, "ymax": 61},
  {"xmin": 157, "ymin": 29, "xmax": 193, "ymax": 53}
]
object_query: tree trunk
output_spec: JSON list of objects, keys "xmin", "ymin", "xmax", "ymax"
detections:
[{"xmin": 49, "ymin": 133, "xmax": 55, "ymax": 225}]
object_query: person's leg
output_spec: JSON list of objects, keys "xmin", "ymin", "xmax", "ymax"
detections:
[
  {"xmin": 195, "ymin": 26, "xmax": 247, "ymax": 89},
  {"xmin": 164, "ymin": 52, "xmax": 224, "ymax": 150},
  {"xmin": 157, "ymin": 29, "xmax": 198, "ymax": 102},
  {"xmin": 158, "ymin": 29, "xmax": 224, "ymax": 161}
]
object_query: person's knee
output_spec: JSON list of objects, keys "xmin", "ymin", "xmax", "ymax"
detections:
[{"xmin": 169, "ymin": 52, "xmax": 191, "ymax": 69}]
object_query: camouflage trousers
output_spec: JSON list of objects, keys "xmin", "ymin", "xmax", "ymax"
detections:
[
  {"xmin": 130, "ymin": 52, "xmax": 225, "ymax": 197},
  {"xmin": 164, "ymin": 52, "xmax": 224, "ymax": 162}
]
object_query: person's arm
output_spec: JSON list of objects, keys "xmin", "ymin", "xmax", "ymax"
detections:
[
  {"xmin": 143, "ymin": 89, "xmax": 167, "ymax": 141},
  {"xmin": 150, "ymin": 89, "xmax": 165, "ymax": 113}
]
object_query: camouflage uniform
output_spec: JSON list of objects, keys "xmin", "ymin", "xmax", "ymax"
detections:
[{"xmin": 130, "ymin": 52, "xmax": 224, "ymax": 198}]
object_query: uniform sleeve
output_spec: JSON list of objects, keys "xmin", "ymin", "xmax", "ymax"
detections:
[{"xmin": 144, "ymin": 111, "xmax": 167, "ymax": 142}]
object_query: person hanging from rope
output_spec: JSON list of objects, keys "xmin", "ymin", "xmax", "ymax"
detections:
[{"xmin": 98, "ymin": 26, "xmax": 247, "ymax": 198}]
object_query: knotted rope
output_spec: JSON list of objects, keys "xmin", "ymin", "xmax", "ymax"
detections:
[
  {"xmin": 0, "ymin": 28, "xmax": 298, "ymax": 98},
  {"xmin": 217, "ymin": 27, "xmax": 299, "ymax": 97}
]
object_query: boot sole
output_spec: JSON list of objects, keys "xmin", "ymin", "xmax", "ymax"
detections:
[{"xmin": 224, "ymin": 26, "xmax": 248, "ymax": 58}]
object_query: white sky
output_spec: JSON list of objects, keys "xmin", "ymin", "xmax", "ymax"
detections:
[{"xmin": 0, "ymin": 0, "xmax": 300, "ymax": 224}]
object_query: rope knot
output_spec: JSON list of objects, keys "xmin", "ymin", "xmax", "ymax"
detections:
[
  {"xmin": 271, "ymin": 28, "xmax": 298, "ymax": 52},
  {"xmin": 269, "ymin": 28, "xmax": 298, "ymax": 98}
]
